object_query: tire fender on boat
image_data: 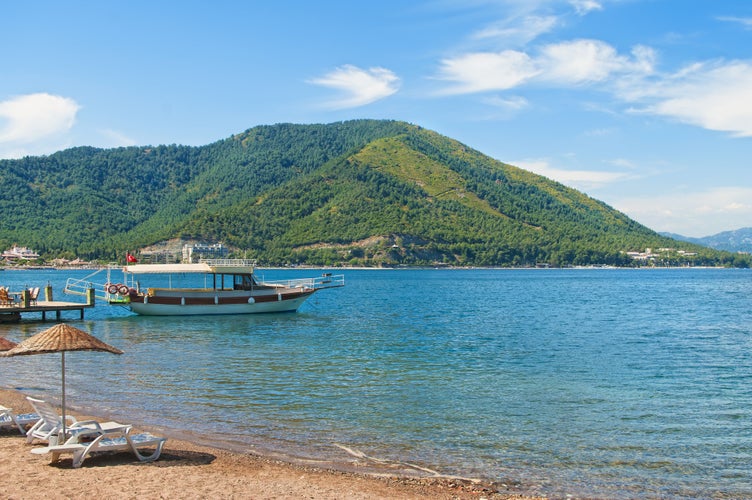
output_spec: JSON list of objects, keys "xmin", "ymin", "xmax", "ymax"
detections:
[{"xmin": 107, "ymin": 283, "xmax": 119, "ymax": 295}]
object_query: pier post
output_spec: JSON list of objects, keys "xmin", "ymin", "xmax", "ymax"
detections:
[
  {"xmin": 22, "ymin": 289, "xmax": 30, "ymax": 308},
  {"xmin": 86, "ymin": 287, "xmax": 96, "ymax": 306},
  {"xmin": 45, "ymin": 284, "xmax": 53, "ymax": 301}
]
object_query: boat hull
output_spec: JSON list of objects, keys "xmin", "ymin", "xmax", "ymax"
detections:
[{"xmin": 126, "ymin": 290, "xmax": 315, "ymax": 316}]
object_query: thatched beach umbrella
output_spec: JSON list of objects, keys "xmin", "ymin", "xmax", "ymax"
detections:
[
  {"xmin": 0, "ymin": 337, "xmax": 17, "ymax": 351},
  {"xmin": 0, "ymin": 323, "xmax": 123, "ymax": 436}
]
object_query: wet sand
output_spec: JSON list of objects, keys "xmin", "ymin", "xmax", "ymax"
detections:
[{"xmin": 1, "ymin": 388, "xmax": 542, "ymax": 499}]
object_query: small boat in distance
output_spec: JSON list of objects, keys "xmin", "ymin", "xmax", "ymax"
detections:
[{"xmin": 65, "ymin": 259, "xmax": 344, "ymax": 316}]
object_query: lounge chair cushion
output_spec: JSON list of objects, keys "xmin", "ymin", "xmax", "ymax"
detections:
[{"xmin": 0, "ymin": 406, "xmax": 40, "ymax": 434}]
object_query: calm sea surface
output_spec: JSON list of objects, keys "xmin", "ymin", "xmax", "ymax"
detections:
[{"xmin": 1, "ymin": 268, "xmax": 750, "ymax": 498}]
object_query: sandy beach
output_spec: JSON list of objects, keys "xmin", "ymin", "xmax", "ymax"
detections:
[{"xmin": 1, "ymin": 389, "xmax": 543, "ymax": 499}]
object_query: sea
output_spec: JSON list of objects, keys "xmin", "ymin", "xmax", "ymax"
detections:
[{"xmin": 1, "ymin": 267, "xmax": 750, "ymax": 499}]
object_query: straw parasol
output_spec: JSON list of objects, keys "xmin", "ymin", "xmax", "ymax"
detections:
[
  {"xmin": 0, "ymin": 323, "xmax": 123, "ymax": 436},
  {"xmin": 0, "ymin": 337, "xmax": 17, "ymax": 351}
]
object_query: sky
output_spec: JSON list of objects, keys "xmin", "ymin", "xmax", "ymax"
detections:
[{"xmin": 2, "ymin": 0, "xmax": 752, "ymax": 238}]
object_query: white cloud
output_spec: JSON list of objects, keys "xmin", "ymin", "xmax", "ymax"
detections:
[
  {"xmin": 606, "ymin": 157, "xmax": 637, "ymax": 169},
  {"xmin": 634, "ymin": 61, "xmax": 752, "ymax": 137},
  {"xmin": 0, "ymin": 93, "xmax": 80, "ymax": 159},
  {"xmin": 513, "ymin": 158, "xmax": 631, "ymax": 190},
  {"xmin": 437, "ymin": 50, "xmax": 540, "ymax": 93},
  {"xmin": 583, "ymin": 127, "xmax": 616, "ymax": 137},
  {"xmin": 570, "ymin": 0, "xmax": 602, "ymax": 16},
  {"xmin": 437, "ymin": 39, "xmax": 654, "ymax": 93},
  {"xmin": 538, "ymin": 39, "xmax": 626, "ymax": 84},
  {"xmin": 612, "ymin": 187, "xmax": 752, "ymax": 237},
  {"xmin": 0, "ymin": 93, "xmax": 79, "ymax": 144},
  {"xmin": 627, "ymin": 45, "xmax": 658, "ymax": 74},
  {"xmin": 100, "ymin": 129, "xmax": 137, "ymax": 147},
  {"xmin": 308, "ymin": 65, "xmax": 400, "ymax": 109},
  {"xmin": 473, "ymin": 15, "xmax": 558, "ymax": 45},
  {"xmin": 482, "ymin": 94, "xmax": 529, "ymax": 110},
  {"xmin": 717, "ymin": 16, "xmax": 752, "ymax": 29},
  {"xmin": 435, "ymin": 33, "xmax": 752, "ymax": 139}
]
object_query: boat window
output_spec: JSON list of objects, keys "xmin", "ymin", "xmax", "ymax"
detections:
[{"xmin": 233, "ymin": 274, "xmax": 257, "ymax": 290}]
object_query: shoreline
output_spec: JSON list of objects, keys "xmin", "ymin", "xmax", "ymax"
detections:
[
  {"xmin": 0, "ymin": 263, "xmax": 737, "ymax": 271},
  {"xmin": 0, "ymin": 388, "xmax": 542, "ymax": 499}
]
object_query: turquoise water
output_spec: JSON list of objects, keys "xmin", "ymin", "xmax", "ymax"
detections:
[{"xmin": 1, "ymin": 268, "xmax": 750, "ymax": 498}]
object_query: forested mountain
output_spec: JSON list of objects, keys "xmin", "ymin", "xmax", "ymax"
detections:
[{"xmin": 0, "ymin": 120, "xmax": 744, "ymax": 267}]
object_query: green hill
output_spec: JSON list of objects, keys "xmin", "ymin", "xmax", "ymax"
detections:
[{"xmin": 0, "ymin": 120, "xmax": 744, "ymax": 267}]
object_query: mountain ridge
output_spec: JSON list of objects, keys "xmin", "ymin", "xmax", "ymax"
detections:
[
  {"xmin": 661, "ymin": 228, "xmax": 752, "ymax": 253},
  {"xmin": 0, "ymin": 120, "xmax": 746, "ymax": 267}
]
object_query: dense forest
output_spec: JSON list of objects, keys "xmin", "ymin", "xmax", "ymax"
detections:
[{"xmin": 0, "ymin": 120, "xmax": 746, "ymax": 267}]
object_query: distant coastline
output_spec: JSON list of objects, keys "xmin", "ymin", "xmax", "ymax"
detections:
[{"xmin": 1, "ymin": 263, "xmax": 737, "ymax": 272}]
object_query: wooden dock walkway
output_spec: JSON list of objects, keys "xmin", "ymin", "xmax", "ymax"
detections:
[
  {"xmin": 0, "ymin": 301, "xmax": 93, "ymax": 321},
  {"xmin": 0, "ymin": 286, "xmax": 95, "ymax": 322}
]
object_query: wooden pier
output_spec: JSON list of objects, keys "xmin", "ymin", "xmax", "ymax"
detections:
[{"xmin": 0, "ymin": 286, "xmax": 94, "ymax": 322}]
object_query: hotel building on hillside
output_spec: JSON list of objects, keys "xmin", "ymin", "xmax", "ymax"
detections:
[{"xmin": 1, "ymin": 245, "xmax": 40, "ymax": 261}]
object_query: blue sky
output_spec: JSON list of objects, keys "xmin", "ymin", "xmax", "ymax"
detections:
[{"xmin": 2, "ymin": 0, "xmax": 752, "ymax": 237}]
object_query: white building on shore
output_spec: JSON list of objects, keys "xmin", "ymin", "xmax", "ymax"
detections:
[
  {"xmin": 1, "ymin": 245, "xmax": 40, "ymax": 261},
  {"xmin": 182, "ymin": 243, "xmax": 229, "ymax": 263}
]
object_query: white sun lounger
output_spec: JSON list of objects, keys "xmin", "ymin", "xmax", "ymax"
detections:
[
  {"xmin": 0, "ymin": 405, "xmax": 40, "ymax": 434},
  {"xmin": 25, "ymin": 397, "xmax": 129, "ymax": 444},
  {"xmin": 31, "ymin": 426, "xmax": 167, "ymax": 468}
]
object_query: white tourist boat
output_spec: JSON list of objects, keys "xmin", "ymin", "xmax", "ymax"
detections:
[{"xmin": 65, "ymin": 259, "xmax": 344, "ymax": 316}]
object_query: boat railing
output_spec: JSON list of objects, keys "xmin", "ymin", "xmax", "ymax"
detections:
[
  {"xmin": 199, "ymin": 258, "xmax": 257, "ymax": 267},
  {"xmin": 64, "ymin": 276, "xmax": 96, "ymax": 297},
  {"xmin": 261, "ymin": 273, "xmax": 345, "ymax": 290},
  {"xmin": 64, "ymin": 266, "xmax": 112, "ymax": 297},
  {"xmin": 64, "ymin": 265, "xmax": 131, "ymax": 303}
]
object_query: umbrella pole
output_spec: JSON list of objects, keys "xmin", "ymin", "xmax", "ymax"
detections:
[{"xmin": 61, "ymin": 351, "xmax": 66, "ymax": 440}]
